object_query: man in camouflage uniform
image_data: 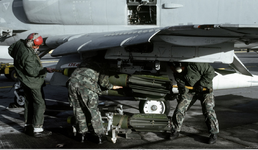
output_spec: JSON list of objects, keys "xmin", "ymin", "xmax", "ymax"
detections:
[
  {"xmin": 67, "ymin": 57, "xmax": 122, "ymax": 144},
  {"xmin": 169, "ymin": 62, "xmax": 219, "ymax": 144}
]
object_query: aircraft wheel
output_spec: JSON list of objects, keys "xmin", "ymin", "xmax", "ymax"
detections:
[
  {"xmin": 14, "ymin": 92, "xmax": 25, "ymax": 107},
  {"xmin": 139, "ymin": 100, "xmax": 170, "ymax": 115},
  {"xmin": 5, "ymin": 70, "xmax": 18, "ymax": 81},
  {"xmin": 10, "ymin": 70, "xmax": 18, "ymax": 81}
]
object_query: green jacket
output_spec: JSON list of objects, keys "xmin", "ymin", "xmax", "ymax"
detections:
[
  {"xmin": 8, "ymin": 40, "xmax": 47, "ymax": 89},
  {"xmin": 174, "ymin": 62, "xmax": 215, "ymax": 91}
]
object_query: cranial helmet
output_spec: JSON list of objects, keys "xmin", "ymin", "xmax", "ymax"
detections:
[{"xmin": 26, "ymin": 33, "xmax": 43, "ymax": 47}]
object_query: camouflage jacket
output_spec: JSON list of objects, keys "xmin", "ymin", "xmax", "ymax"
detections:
[
  {"xmin": 174, "ymin": 62, "xmax": 215, "ymax": 90},
  {"xmin": 8, "ymin": 40, "xmax": 47, "ymax": 89},
  {"xmin": 68, "ymin": 67, "xmax": 113, "ymax": 94}
]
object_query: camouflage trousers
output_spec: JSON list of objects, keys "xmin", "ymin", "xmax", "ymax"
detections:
[
  {"xmin": 68, "ymin": 83, "xmax": 104, "ymax": 135},
  {"xmin": 171, "ymin": 92, "xmax": 219, "ymax": 134}
]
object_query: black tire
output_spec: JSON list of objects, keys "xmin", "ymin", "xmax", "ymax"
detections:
[
  {"xmin": 4, "ymin": 70, "xmax": 17, "ymax": 81},
  {"xmin": 14, "ymin": 92, "xmax": 25, "ymax": 107},
  {"xmin": 139, "ymin": 100, "xmax": 170, "ymax": 115},
  {"xmin": 10, "ymin": 70, "xmax": 18, "ymax": 81}
]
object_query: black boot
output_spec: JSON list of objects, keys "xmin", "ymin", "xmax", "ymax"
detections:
[
  {"xmin": 34, "ymin": 130, "xmax": 52, "ymax": 138},
  {"xmin": 170, "ymin": 130, "xmax": 179, "ymax": 140},
  {"xmin": 208, "ymin": 134, "xmax": 217, "ymax": 144},
  {"xmin": 24, "ymin": 125, "xmax": 34, "ymax": 136}
]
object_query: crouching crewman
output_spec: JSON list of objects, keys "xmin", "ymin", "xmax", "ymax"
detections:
[
  {"xmin": 169, "ymin": 62, "xmax": 219, "ymax": 144},
  {"xmin": 67, "ymin": 57, "xmax": 122, "ymax": 144}
]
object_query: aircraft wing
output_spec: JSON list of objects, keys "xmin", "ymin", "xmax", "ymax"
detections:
[
  {"xmin": 48, "ymin": 28, "xmax": 162, "ymax": 57},
  {"xmin": 49, "ymin": 24, "xmax": 258, "ymax": 57}
]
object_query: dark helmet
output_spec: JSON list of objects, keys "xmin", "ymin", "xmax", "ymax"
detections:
[{"xmin": 26, "ymin": 33, "xmax": 43, "ymax": 47}]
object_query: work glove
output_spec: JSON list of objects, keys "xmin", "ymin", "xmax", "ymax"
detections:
[
  {"xmin": 177, "ymin": 82, "xmax": 186, "ymax": 94},
  {"xmin": 194, "ymin": 84, "xmax": 203, "ymax": 93}
]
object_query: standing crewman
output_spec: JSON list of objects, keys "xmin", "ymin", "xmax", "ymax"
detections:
[
  {"xmin": 169, "ymin": 62, "xmax": 219, "ymax": 144},
  {"xmin": 8, "ymin": 33, "xmax": 53, "ymax": 137},
  {"xmin": 67, "ymin": 56, "xmax": 123, "ymax": 144}
]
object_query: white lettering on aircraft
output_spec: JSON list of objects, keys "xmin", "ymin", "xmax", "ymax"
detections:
[
  {"xmin": 104, "ymin": 29, "xmax": 158, "ymax": 37},
  {"xmin": 68, "ymin": 63, "xmax": 79, "ymax": 67},
  {"xmin": 60, "ymin": 62, "xmax": 81, "ymax": 69}
]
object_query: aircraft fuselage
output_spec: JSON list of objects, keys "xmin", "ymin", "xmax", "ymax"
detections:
[{"xmin": 1, "ymin": 0, "xmax": 258, "ymax": 46}]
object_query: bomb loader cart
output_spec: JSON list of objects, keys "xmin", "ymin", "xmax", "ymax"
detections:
[
  {"xmin": 67, "ymin": 104, "xmax": 172, "ymax": 144},
  {"xmin": 0, "ymin": 62, "xmax": 17, "ymax": 81}
]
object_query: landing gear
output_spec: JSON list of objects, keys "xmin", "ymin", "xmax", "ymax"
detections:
[
  {"xmin": 139, "ymin": 100, "xmax": 170, "ymax": 115},
  {"xmin": 14, "ymin": 92, "xmax": 25, "ymax": 107},
  {"xmin": 13, "ymin": 82, "xmax": 25, "ymax": 107}
]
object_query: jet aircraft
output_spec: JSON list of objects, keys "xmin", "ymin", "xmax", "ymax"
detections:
[{"xmin": 1, "ymin": 0, "xmax": 258, "ymax": 114}]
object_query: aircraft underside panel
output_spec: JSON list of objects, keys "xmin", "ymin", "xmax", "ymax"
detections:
[{"xmin": 105, "ymin": 42, "xmax": 235, "ymax": 64}]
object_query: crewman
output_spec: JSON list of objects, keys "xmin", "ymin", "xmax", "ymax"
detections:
[
  {"xmin": 169, "ymin": 62, "xmax": 219, "ymax": 144},
  {"xmin": 8, "ymin": 33, "xmax": 53, "ymax": 137},
  {"xmin": 67, "ymin": 56, "xmax": 122, "ymax": 144}
]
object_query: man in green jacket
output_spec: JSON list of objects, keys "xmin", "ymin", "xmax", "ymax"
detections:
[
  {"xmin": 8, "ymin": 33, "xmax": 53, "ymax": 138},
  {"xmin": 67, "ymin": 57, "xmax": 122, "ymax": 144},
  {"xmin": 169, "ymin": 62, "xmax": 219, "ymax": 144}
]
